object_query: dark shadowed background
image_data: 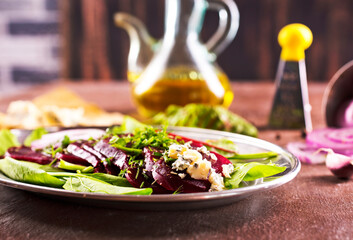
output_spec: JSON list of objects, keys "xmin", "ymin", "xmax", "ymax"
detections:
[{"xmin": 0, "ymin": 0, "xmax": 352, "ymax": 87}]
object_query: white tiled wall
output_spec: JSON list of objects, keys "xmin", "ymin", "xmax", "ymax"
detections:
[{"xmin": 0, "ymin": 0, "xmax": 60, "ymax": 92}]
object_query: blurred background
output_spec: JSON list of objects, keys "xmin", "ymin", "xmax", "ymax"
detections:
[{"xmin": 0, "ymin": 0, "xmax": 352, "ymax": 89}]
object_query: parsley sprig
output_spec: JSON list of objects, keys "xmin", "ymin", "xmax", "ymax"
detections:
[{"xmin": 109, "ymin": 126, "xmax": 179, "ymax": 153}]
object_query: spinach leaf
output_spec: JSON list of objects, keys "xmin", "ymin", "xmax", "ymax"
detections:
[
  {"xmin": 63, "ymin": 176, "xmax": 152, "ymax": 195},
  {"xmin": 49, "ymin": 171, "xmax": 132, "ymax": 187},
  {"xmin": 57, "ymin": 160, "xmax": 94, "ymax": 173},
  {"xmin": 228, "ymin": 152, "xmax": 278, "ymax": 160},
  {"xmin": 84, "ymin": 173, "xmax": 132, "ymax": 187},
  {"xmin": 224, "ymin": 162, "xmax": 286, "ymax": 189},
  {"xmin": 0, "ymin": 130, "xmax": 20, "ymax": 155},
  {"xmin": 243, "ymin": 164, "xmax": 286, "ymax": 182},
  {"xmin": 0, "ymin": 157, "xmax": 64, "ymax": 187},
  {"xmin": 24, "ymin": 127, "xmax": 48, "ymax": 147}
]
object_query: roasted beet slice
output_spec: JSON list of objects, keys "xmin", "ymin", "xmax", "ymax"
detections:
[
  {"xmin": 152, "ymin": 159, "xmax": 210, "ymax": 193},
  {"xmin": 125, "ymin": 165, "xmax": 171, "ymax": 194},
  {"xmin": 5, "ymin": 146, "xmax": 52, "ymax": 165},
  {"xmin": 209, "ymin": 151, "xmax": 232, "ymax": 175},
  {"xmin": 67, "ymin": 143, "xmax": 100, "ymax": 167},
  {"xmin": 143, "ymin": 147, "xmax": 159, "ymax": 178},
  {"xmin": 94, "ymin": 139, "xmax": 129, "ymax": 170},
  {"xmin": 125, "ymin": 167, "xmax": 147, "ymax": 188},
  {"xmin": 55, "ymin": 152, "xmax": 90, "ymax": 166},
  {"xmin": 82, "ymin": 142, "xmax": 119, "ymax": 175}
]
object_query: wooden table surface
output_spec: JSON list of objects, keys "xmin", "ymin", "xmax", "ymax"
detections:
[{"xmin": 0, "ymin": 81, "xmax": 352, "ymax": 240}]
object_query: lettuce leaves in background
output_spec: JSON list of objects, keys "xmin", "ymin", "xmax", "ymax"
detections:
[
  {"xmin": 151, "ymin": 104, "xmax": 258, "ymax": 137},
  {"xmin": 0, "ymin": 130, "xmax": 20, "ymax": 155}
]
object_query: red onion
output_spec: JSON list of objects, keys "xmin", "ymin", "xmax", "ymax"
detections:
[
  {"xmin": 286, "ymin": 142, "xmax": 326, "ymax": 164},
  {"xmin": 31, "ymin": 129, "xmax": 105, "ymax": 149},
  {"xmin": 306, "ymin": 128, "xmax": 353, "ymax": 156},
  {"xmin": 320, "ymin": 148, "xmax": 353, "ymax": 179}
]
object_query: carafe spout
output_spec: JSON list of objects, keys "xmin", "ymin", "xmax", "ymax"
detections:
[{"xmin": 114, "ymin": 13, "xmax": 156, "ymax": 80}]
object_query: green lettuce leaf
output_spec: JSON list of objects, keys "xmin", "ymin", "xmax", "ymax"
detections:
[
  {"xmin": 0, "ymin": 157, "xmax": 64, "ymax": 187},
  {"xmin": 151, "ymin": 104, "xmax": 258, "ymax": 137},
  {"xmin": 24, "ymin": 127, "xmax": 48, "ymax": 147},
  {"xmin": 224, "ymin": 162, "xmax": 286, "ymax": 189},
  {"xmin": 57, "ymin": 160, "xmax": 94, "ymax": 173},
  {"xmin": 0, "ymin": 130, "xmax": 20, "ymax": 155},
  {"xmin": 49, "ymin": 171, "xmax": 132, "ymax": 187},
  {"xmin": 63, "ymin": 175, "xmax": 152, "ymax": 195},
  {"xmin": 84, "ymin": 173, "xmax": 132, "ymax": 187}
]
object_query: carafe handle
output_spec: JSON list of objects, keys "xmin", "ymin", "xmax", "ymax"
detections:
[{"xmin": 206, "ymin": 0, "xmax": 239, "ymax": 58}]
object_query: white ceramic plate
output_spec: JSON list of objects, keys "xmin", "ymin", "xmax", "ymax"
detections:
[{"xmin": 0, "ymin": 127, "xmax": 300, "ymax": 211}]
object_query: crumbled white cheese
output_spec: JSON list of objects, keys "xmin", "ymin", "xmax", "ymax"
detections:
[
  {"xmin": 168, "ymin": 143, "xmax": 187, "ymax": 159},
  {"xmin": 178, "ymin": 173, "xmax": 186, "ymax": 179},
  {"xmin": 197, "ymin": 146, "xmax": 209, "ymax": 155},
  {"xmin": 208, "ymin": 170, "xmax": 225, "ymax": 191},
  {"xmin": 182, "ymin": 149, "xmax": 202, "ymax": 162},
  {"xmin": 172, "ymin": 156, "xmax": 191, "ymax": 171},
  {"xmin": 167, "ymin": 143, "xmax": 226, "ymax": 191},
  {"xmin": 222, "ymin": 163, "xmax": 235, "ymax": 178},
  {"xmin": 210, "ymin": 153, "xmax": 217, "ymax": 161},
  {"xmin": 186, "ymin": 159, "xmax": 212, "ymax": 180}
]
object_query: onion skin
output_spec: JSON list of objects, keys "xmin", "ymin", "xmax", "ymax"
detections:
[
  {"xmin": 286, "ymin": 142, "xmax": 326, "ymax": 164},
  {"xmin": 322, "ymin": 148, "xmax": 353, "ymax": 179}
]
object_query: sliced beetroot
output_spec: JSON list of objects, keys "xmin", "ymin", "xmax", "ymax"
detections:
[
  {"xmin": 143, "ymin": 147, "xmax": 154, "ymax": 172},
  {"xmin": 125, "ymin": 167, "xmax": 147, "ymax": 188},
  {"xmin": 55, "ymin": 152, "xmax": 90, "ymax": 166},
  {"xmin": 143, "ymin": 147, "xmax": 160, "ymax": 178},
  {"xmin": 67, "ymin": 143, "xmax": 100, "ymax": 167},
  {"xmin": 81, "ymin": 142, "xmax": 119, "ymax": 175},
  {"xmin": 150, "ymin": 184, "xmax": 173, "ymax": 194},
  {"xmin": 208, "ymin": 151, "xmax": 232, "ymax": 175},
  {"xmin": 82, "ymin": 142, "xmax": 105, "ymax": 161},
  {"xmin": 5, "ymin": 146, "xmax": 52, "ymax": 165},
  {"xmin": 124, "ymin": 165, "xmax": 171, "ymax": 194},
  {"xmin": 94, "ymin": 139, "xmax": 129, "ymax": 170},
  {"xmin": 152, "ymin": 159, "xmax": 210, "ymax": 193}
]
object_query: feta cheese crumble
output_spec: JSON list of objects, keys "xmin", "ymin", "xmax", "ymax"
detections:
[
  {"xmin": 168, "ymin": 143, "xmax": 231, "ymax": 191},
  {"xmin": 222, "ymin": 163, "xmax": 235, "ymax": 178}
]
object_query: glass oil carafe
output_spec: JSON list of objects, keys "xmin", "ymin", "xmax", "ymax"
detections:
[{"xmin": 115, "ymin": 0, "xmax": 239, "ymax": 117}]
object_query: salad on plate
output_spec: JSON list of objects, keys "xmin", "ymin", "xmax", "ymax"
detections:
[{"xmin": 0, "ymin": 117, "xmax": 286, "ymax": 195}]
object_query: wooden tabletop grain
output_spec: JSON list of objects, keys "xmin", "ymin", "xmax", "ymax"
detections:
[{"xmin": 0, "ymin": 81, "xmax": 352, "ymax": 240}]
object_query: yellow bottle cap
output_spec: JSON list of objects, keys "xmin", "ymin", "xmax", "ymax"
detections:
[{"xmin": 278, "ymin": 23, "xmax": 313, "ymax": 61}]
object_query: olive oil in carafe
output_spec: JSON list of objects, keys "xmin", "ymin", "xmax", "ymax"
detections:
[{"xmin": 129, "ymin": 67, "xmax": 234, "ymax": 117}]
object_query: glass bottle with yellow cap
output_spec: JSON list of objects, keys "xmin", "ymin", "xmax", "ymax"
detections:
[{"xmin": 269, "ymin": 23, "xmax": 313, "ymax": 131}]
